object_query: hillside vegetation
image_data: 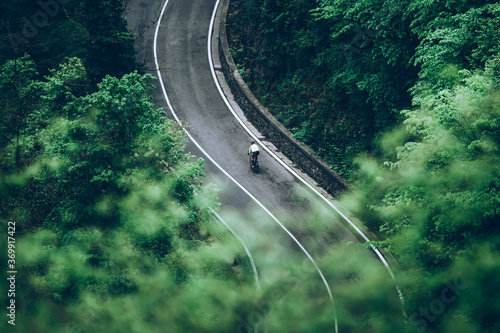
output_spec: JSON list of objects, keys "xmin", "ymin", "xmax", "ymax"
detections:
[
  {"xmin": 227, "ymin": 0, "xmax": 499, "ymax": 178},
  {"xmin": 228, "ymin": 0, "xmax": 500, "ymax": 331}
]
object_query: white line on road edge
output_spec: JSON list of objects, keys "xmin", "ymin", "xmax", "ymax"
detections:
[
  {"xmin": 154, "ymin": 1, "xmax": 338, "ymax": 332},
  {"xmin": 192, "ymin": 188, "xmax": 260, "ymax": 292},
  {"xmin": 208, "ymin": 0, "xmax": 405, "ymax": 317},
  {"xmin": 209, "ymin": 207, "xmax": 261, "ymax": 291}
]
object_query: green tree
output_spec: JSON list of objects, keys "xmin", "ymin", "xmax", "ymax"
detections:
[
  {"xmin": 81, "ymin": 0, "xmax": 138, "ymax": 85},
  {"xmin": 410, "ymin": 2, "xmax": 500, "ymax": 101},
  {"xmin": 0, "ymin": 0, "xmax": 87, "ymax": 72},
  {"xmin": 0, "ymin": 54, "xmax": 42, "ymax": 171},
  {"xmin": 0, "ymin": 0, "xmax": 137, "ymax": 84}
]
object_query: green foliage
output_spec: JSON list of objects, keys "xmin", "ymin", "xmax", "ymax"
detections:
[
  {"xmin": 345, "ymin": 63, "xmax": 500, "ymax": 331},
  {"xmin": 410, "ymin": 3, "xmax": 500, "ymax": 99},
  {"xmin": 0, "ymin": 56, "xmax": 227, "ymax": 332},
  {"xmin": 0, "ymin": 0, "xmax": 86, "ymax": 71},
  {"xmin": 81, "ymin": 0, "xmax": 139, "ymax": 84},
  {"xmin": 0, "ymin": 55, "xmax": 408, "ymax": 332},
  {"xmin": 0, "ymin": 54, "xmax": 41, "ymax": 170},
  {"xmin": 0, "ymin": 55, "xmax": 88, "ymax": 174},
  {"xmin": 0, "ymin": 0, "xmax": 137, "ymax": 85}
]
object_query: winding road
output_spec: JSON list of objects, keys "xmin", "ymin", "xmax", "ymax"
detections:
[{"xmin": 125, "ymin": 0, "xmax": 402, "ymax": 331}]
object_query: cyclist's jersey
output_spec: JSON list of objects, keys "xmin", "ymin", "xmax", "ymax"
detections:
[{"xmin": 248, "ymin": 144, "xmax": 260, "ymax": 155}]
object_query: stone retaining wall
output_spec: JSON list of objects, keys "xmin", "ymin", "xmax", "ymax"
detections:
[{"xmin": 215, "ymin": 0, "xmax": 349, "ymax": 196}]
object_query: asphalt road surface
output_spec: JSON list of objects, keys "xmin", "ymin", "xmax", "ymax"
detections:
[{"xmin": 125, "ymin": 0, "xmax": 402, "ymax": 330}]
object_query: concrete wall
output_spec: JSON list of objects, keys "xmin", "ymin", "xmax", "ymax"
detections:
[{"xmin": 214, "ymin": 0, "xmax": 349, "ymax": 196}]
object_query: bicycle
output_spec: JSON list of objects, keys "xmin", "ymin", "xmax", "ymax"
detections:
[{"xmin": 250, "ymin": 153, "xmax": 259, "ymax": 173}]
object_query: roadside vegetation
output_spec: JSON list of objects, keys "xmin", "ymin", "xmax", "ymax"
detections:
[
  {"xmin": 0, "ymin": 1, "xmax": 235, "ymax": 331},
  {"xmin": 228, "ymin": 0, "xmax": 500, "ymax": 331}
]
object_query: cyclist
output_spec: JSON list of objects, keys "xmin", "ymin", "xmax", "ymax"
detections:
[{"xmin": 248, "ymin": 141, "xmax": 260, "ymax": 167}]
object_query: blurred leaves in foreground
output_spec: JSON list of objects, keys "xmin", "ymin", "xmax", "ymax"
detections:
[{"xmin": 344, "ymin": 57, "xmax": 500, "ymax": 332}]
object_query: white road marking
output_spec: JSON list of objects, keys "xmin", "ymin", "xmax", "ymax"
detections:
[
  {"xmin": 209, "ymin": 207, "xmax": 261, "ymax": 291},
  {"xmin": 154, "ymin": 0, "xmax": 339, "ymax": 332}
]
